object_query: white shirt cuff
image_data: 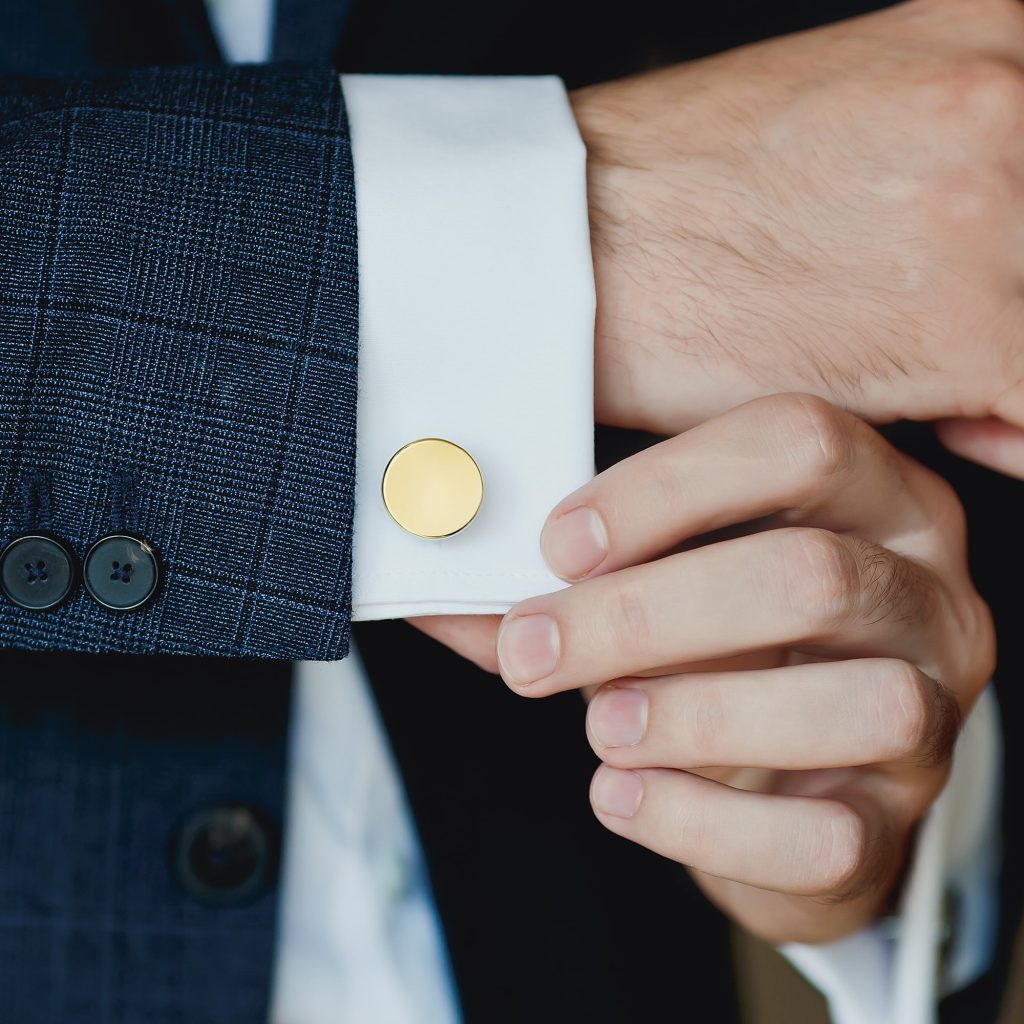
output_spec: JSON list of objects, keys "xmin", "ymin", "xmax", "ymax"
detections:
[
  {"xmin": 341, "ymin": 74, "xmax": 595, "ymax": 621},
  {"xmin": 781, "ymin": 685, "xmax": 1002, "ymax": 1024}
]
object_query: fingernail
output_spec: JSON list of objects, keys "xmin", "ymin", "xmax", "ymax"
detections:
[
  {"xmin": 496, "ymin": 614, "xmax": 560, "ymax": 687},
  {"xmin": 589, "ymin": 686, "xmax": 648, "ymax": 748},
  {"xmin": 541, "ymin": 506, "xmax": 608, "ymax": 580},
  {"xmin": 591, "ymin": 765, "xmax": 644, "ymax": 819}
]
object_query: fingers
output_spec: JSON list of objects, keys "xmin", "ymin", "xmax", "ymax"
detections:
[
  {"xmin": 497, "ymin": 527, "xmax": 955, "ymax": 695},
  {"xmin": 541, "ymin": 393, "xmax": 947, "ymax": 583},
  {"xmin": 589, "ymin": 764, "xmax": 893, "ymax": 898},
  {"xmin": 585, "ymin": 659, "xmax": 961, "ymax": 773},
  {"xmin": 936, "ymin": 416, "xmax": 1024, "ymax": 480},
  {"xmin": 406, "ymin": 614, "xmax": 501, "ymax": 673}
]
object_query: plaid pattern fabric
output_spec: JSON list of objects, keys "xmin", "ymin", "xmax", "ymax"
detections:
[
  {"xmin": 0, "ymin": 64, "xmax": 358, "ymax": 660},
  {"xmin": 0, "ymin": 652, "xmax": 291, "ymax": 1024}
]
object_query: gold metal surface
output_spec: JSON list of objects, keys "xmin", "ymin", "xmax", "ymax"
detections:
[{"xmin": 382, "ymin": 438, "xmax": 484, "ymax": 538}]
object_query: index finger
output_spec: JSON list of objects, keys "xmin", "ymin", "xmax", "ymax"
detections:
[{"xmin": 540, "ymin": 393, "xmax": 943, "ymax": 583}]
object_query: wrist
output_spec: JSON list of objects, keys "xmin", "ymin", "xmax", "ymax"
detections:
[{"xmin": 571, "ymin": 73, "xmax": 750, "ymax": 435}]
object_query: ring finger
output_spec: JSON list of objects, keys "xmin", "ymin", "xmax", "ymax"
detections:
[{"xmin": 585, "ymin": 658, "xmax": 960, "ymax": 778}]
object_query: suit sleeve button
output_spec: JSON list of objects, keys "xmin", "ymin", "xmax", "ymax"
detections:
[
  {"xmin": 0, "ymin": 533, "xmax": 78, "ymax": 610},
  {"xmin": 83, "ymin": 534, "xmax": 161, "ymax": 611}
]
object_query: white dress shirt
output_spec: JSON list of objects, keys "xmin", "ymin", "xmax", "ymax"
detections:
[
  {"xmin": 276, "ymin": 72, "xmax": 593, "ymax": 1024},
  {"xmin": 344, "ymin": 73, "xmax": 594, "ymax": 619},
  {"xmin": 207, "ymin": 5, "xmax": 1003, "ymax": 1023},
  {"xmin": 782, "ymin": 687, "xmax": 1001, "ymax": 1024}
]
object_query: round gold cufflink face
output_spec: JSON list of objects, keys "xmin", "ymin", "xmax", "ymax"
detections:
[{"xmin": 382, "ymin": 438, "xmax": 484, "ymax": 538}]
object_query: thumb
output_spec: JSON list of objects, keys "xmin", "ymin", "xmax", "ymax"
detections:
[
  {"xmin": 406, "ymin": 614, "xmax": 502, "ymax": 674},
  {"xmin": 935, "ymin": 417, "xmax": 1024, "ymax": 480}
]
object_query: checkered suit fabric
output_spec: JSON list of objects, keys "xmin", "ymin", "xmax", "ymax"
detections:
[{"xmin": 0, "ymin": 64, "xmax": 358, "ymax": 659}]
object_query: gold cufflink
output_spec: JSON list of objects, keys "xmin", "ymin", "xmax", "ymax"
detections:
[{"xmin": 382, "ymin": 438, "xmax": 484, "ymax": 538}]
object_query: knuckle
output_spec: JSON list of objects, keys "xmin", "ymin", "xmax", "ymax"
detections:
[
  {"xmin": 929, "ymin": 688, "xmax": 966, "ymax": 770},
  {"xmin": 880, "ymin": 661, "xmax": 939, "ymax": 761},
  {"xmin": 954, "ymin": 593, "xmax": 997, "ymax": 692},
  {"xmin": 877, "ymin": 660, "xmax": 961, "ymax": 768},
  {"xmin": 677, "ymin": 797, "xmax": 712, "ymax": 865},
  {"xmin": 608, "ymin": 579, "xmax": 652, "ymax": 650},
  {"xmin": 775, "ymin": 528, "xmax": 861, "ymax": 633},
  {"xmin": 902, "ymin": 761, "xmax": 954, "ymax": 821},
  {"xmin": 852, "ymin": 539, "xmax": 933, "ymax": 630},
  {"xmin": 936, "ymin": 58, "xmax": 1024, "ymax": 141},
  {"xmin": 688, "ymin": 686, "xmax": 727, "ymax": 763},
  {"xmin": 806, "ymin": 803, "xmax": 869, "ymax": 898},
  {"xmin": 912, "ymin": 56, "xmax": 1024, "ymax": 227},
  {"xmin": 771, "ymin": 393, "xmax": 855, "ymax": 486},
  {"xmin": 646, "ymin": 456, "xmax": 689, "ymax": 520}
]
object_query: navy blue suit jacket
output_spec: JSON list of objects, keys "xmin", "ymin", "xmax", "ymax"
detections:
[
  {"xmin": 0, "ymin": 9, "xmax": 361, "ymax": 1020},
  {"xmin": 0, "ymin": 51, "xmax": 358, "ymax": 661},
  {"xmin": 0, "ymin": 2, "xmax": 1019, "ymax": 1023}
]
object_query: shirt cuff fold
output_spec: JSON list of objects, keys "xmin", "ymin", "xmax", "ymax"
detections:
[{"xmin": 341, "ymin": 74, "xmax": 595, "ymax": 621}]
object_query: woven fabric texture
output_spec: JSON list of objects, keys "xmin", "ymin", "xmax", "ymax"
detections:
[
  {"xmin": 0, "ymin": 653, "xmax": 291, "ymax": 1023},
  {"xmin": 0, "ymin": 64, "xmax": 358, "ymax": 659}
]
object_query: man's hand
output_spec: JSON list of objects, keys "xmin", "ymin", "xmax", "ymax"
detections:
[
  {"xmin": 491, "ymin": 394, "xmax": 993, "ymax": 943},
  {"xmin": 573, "ymin": 0, "xmax": 1024, "ymax": 475}
]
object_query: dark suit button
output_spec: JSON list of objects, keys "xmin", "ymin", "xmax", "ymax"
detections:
[
  {"xmin": 0, "ymin": 533, "xmax": 77, "ymax": 610},
  {"xmin": 172, "ymin": 805, "xmax": 277, "ymax": 906},
  {"xmin": 83, "ymin": 533, "xmax": 161, "ymax": 611}
]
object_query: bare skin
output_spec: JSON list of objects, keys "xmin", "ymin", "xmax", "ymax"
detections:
[
  {"xmin": 417, "ymin": 394, "xmax": 993, "ymax": 942},
  {"xmin": 576, "ymin": 0, "xmax": 1024, "ymax": 476},
  {"xmin": 414, "ymin": 0, "xmax": 1019, "ymax": 942},
  {"xmin": 493, "ymin": 394, "xmax": 993, "ymax": 943}
]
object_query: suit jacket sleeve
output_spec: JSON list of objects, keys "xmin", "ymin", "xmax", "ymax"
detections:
[{"xmin": 0, "ymin": 65, "xmax": 358, "ymax": 660}]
